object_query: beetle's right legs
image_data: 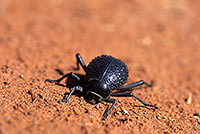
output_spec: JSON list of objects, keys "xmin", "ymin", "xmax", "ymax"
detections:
[
  {"xmin": 45, "ymin": 72, "xmax": 80, "ymax": 83},
  {"xmin": 118, "ymin": 80, "xmax": 153, "ymax": 90},
  {"xmin": 102, "ymin": 98, "xmax": 116, "ymax": 120},
  {"xmin": 111, "ymin": 92, "xmax": 158, "ymax": 109},
  {"xmin": 73, "ymin": 53, "xmax": 88, "ymax": 74},
  {"xmin": 58, "ymin": 86, "xmax": 83, "ymax": 103}
]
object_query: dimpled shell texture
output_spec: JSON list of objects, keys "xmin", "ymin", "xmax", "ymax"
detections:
[{"xmin": 87, "ymin": 55, "xmax": 129, "ymax": 90}]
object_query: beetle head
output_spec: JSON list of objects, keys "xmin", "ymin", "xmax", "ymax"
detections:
[{"xmin": 86, "ymin": 79, "xmax": 111, "ymax": 104}]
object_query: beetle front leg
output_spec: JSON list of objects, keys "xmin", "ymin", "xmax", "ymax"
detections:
[
  {"xmin": 102, "ymin": 98, "xmax": 116, "ymax": 120},
  {"xmin": 58, "ymin": 86, "xmax": 83, "ymax": 103},
  {"xmin": 111, "ymin": 92, "xmax": 158, "ymax": 109}
]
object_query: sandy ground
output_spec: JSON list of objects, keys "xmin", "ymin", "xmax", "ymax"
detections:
[{"xmin": 0, "ymin": 0, "xmax": 200, "ymax": 134}]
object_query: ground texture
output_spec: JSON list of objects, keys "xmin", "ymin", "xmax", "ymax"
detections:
[{"xmin": 0, "ymin": 0, "xmax": 200, "ymax": 134}]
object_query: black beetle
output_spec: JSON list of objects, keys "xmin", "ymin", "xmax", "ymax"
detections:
[{"xmin": 45, "ymin": 53, "xmax": 158, "ymax": 120}]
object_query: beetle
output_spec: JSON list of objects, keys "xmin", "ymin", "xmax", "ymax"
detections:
[{"xmin": 45, "ymin": 53, "xmax": 158, "ymax": 120}]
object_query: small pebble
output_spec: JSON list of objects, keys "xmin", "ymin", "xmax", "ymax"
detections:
[
  {"xmin": 193, "ymin": 113, "xmax": 199, "ymax": 119},
  {"xmin": 156, "ymin": 115, "xmax": 162, "ymax": 120},
  {"xmin": 122, "ymin": 109, "xmax": 129, "ymax": 115},
  {"xmin": 186, "ymin": 93, "xmax": 192, "ymax": 105},
  {"xmin": 19, "ymin": 74, "xmax": 24, "ymax": 79},
  {"xmin": 3, "ymin": 81, "xmax": 8, "ymax": 85}
]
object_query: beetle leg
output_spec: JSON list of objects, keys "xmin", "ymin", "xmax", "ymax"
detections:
[
  {"xmin": 118, "ymin": 80, "xmax": 153, "ymax": 90},
  {"xmin": 58, "ymin": 86, "xmax": 83, "ymax": 103},
  {"xmin": 73, "ymin": 53, "xmax": 88, "ymax": 74},
  {"xmin": 45, "ymin": 72, "xmax": 80, "ymax": 83},
  {"xmin": 102, "ymin": 98, "xmax": 116, "ymax": 120},
  {"xmin": 111, "ymin": 92, "xmax": 158, "ymax": 109}
]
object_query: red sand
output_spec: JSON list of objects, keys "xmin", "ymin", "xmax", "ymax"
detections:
[{"xmin": 0, "ymin": 0, "xmax": 200, "ymax": 134}]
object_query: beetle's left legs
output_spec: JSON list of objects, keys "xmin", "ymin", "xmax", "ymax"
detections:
[
  {"xmin": 111, "ymin": 92, "xmax": 158, "ymax": 109},
  {"xmin": 102, "ymin": 98, "xmax": 116, "ymax": 120},
  {"xmin": 58, "ymin": 86, "xmax": 83, "ymax": 103},
  {"xmin": 73, "ymin": 53, "xmax": 88, "ymax": 74},
  {"xmin": 118, "ymin": 80, "xmax": 153, "ymax": 90},
  {"xmin": 45, "ymin": 72, "xmax": 80, "ymax": 84}
]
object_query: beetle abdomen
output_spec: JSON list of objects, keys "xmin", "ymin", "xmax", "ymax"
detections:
[{"xmin": 87, "ymin": 55, "xmax": 129, "ymax": 90}]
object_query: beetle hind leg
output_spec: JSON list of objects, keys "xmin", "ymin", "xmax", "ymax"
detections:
[
  {"xmin": 118, "ymin": 80, "xmax": 154, "ymax": 90},
  {"xmin": 111, "ymin": 92, "xmax": 158, "ymax": 109}
]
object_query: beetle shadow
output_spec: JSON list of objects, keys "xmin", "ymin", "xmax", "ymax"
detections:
[{"xmin": 55, "ymin": 68, "xmax": 64, "ymax": 75}]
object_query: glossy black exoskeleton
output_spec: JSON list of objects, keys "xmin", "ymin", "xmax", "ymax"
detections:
[{"xmin": 45, "ymin": 53, "xmax": 158, "ymax": 120}]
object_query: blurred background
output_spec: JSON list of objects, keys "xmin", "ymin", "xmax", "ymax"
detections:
[{"xmin": 0, "ymin": 0, "xmax": 200, "ymax": 134}]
